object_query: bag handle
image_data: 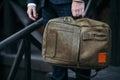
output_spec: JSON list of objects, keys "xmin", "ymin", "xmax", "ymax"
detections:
[{"xmin": 63, "ymin": 0, "xmax": 92, "ymax": 22}]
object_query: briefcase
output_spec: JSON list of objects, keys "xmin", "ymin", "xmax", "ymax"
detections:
[{"xmin": 42, "ymin": 16, "xmax": 111, "ymax": 69}]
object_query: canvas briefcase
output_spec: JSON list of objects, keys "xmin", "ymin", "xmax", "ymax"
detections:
[{"xmin": 42, "ymin": 16, "xmax": 111, "ymax": 69}]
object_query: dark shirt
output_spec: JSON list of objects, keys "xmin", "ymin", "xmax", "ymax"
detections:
[{"xmin": 27, "ymin": 0, "xmax": 88, "ymax": 7}]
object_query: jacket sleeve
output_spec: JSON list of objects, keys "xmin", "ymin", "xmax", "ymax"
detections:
[
  {"xmin": 27, "ymin": 0, "xmax": 36, "ymax": 4},
  {"xmin": 73, "ymin": 0, "xmax": 89, "ymax": 3}
]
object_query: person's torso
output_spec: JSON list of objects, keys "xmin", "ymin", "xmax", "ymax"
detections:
[
  {"xmin": 27, "ymin": 0, "xmax": 88, "ymax": 7},
  {"xmin": 40, "ymin": 0, "xmax": 88, "ymax": 7},
  {"xmin": 39, "ymin": 0, "xmax": 72, "ymax": 7},
  {"xmin": 49, "ymin": 0, "xmax": 72, "ymax": 4}
]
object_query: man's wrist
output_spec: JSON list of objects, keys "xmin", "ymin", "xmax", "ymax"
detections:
[{"xmin": 27, "ymin": 3, "xmax": 36, "ymax": 7}]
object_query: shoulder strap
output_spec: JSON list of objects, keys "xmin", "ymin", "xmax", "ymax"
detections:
[{"xmin": 84, "ymin": 0, "xmax": 92, "ymax": 17}]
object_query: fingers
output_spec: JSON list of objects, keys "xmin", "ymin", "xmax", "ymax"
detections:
[
  {"xmin": 72, "ymin": 1, "xmax": 85, "ymax": 17},
  {"xmin": 33, "ymin": 7, "xmax": 38, "ymax": 18},
  {"xmin": 27, "ymin": 6, "xmax": 38, "ymax": 21}
]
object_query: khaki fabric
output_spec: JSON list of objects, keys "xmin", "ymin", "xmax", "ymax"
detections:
[{"xmin": 42, "ymin": 17, "xmax": 111, "ymax": 69}]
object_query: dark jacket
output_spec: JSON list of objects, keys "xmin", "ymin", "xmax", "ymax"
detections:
[{"xmin": 27, "ymin": 0, "xmax": 88, "ymax": 7}]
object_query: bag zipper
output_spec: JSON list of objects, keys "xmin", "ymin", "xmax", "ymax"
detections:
[{"xmin": 77, "ymin": 28, "xmax": 81, "ymax": 68}]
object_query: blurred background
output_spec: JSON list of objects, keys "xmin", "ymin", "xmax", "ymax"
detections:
[{"xmin": 0, "ymin": 0, "xmax": 120, "ymax": 80}]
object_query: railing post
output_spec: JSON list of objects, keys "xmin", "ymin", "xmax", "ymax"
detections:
[
  {"xmin": 7, "ymin": 40, "xmax": 24, "ymax": 80},
  {"xmin": 24, "ymin": 35, "xmax": 31, "ymax": 80},
  {"xmin": 7, "ymin": 35, "xmax": 32, "ymax": 80}
]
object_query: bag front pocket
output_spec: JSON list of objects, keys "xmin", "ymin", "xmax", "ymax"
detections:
[{"xmin": 45, "ymin": 23, "xmax": 80, "ymax": 65}]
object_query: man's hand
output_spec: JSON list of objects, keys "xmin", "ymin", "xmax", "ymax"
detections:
[
  {"xmin": 27, "ymin": 5, "xmax": 38, "ymax": 21},
  {"xmin": 71, "ymin": 1, "xmax": 85, "ymax": 17}
]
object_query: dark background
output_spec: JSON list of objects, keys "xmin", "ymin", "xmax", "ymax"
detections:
[{"xmin": 0, "ymin": 0, "xmax": 120, "ymax": 80}]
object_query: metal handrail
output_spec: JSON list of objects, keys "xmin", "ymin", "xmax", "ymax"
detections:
[
  {"xmin": 0, "ymin": 1, "xmax": 43, "ymax": 80},
  {"xmin": 0, "ymin": 18, "xmax": 43, "ymax": 50}
]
